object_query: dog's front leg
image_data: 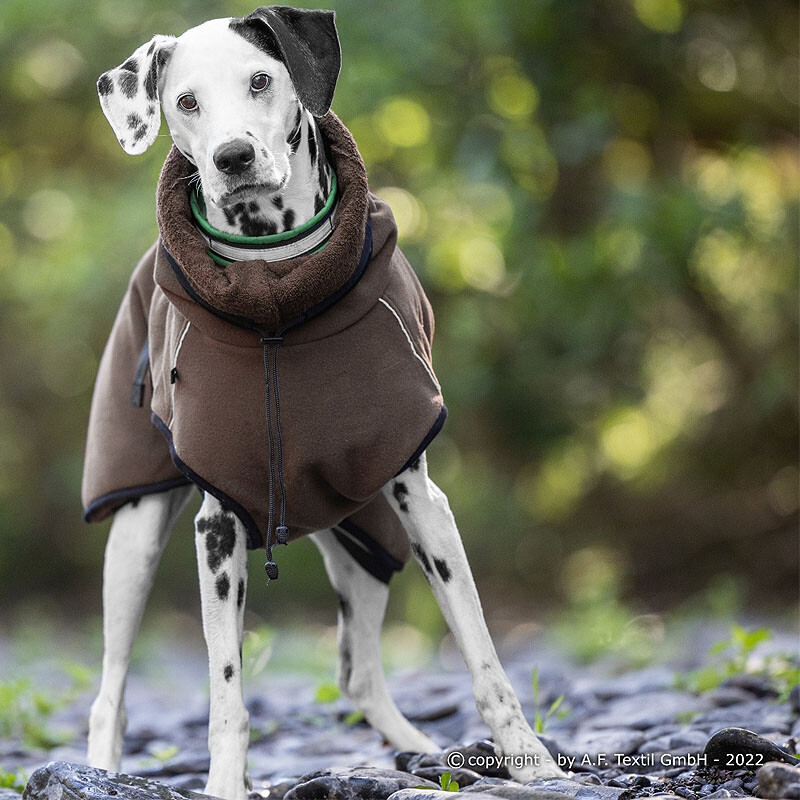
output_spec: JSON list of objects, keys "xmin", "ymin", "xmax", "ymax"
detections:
[
  {"xmin": 88, "ymin": 486, "xmax": 193, "ymax": 771},
  {"xmin": 383, "ymin": 456, "xmax": 565, "ymax": 781},
  {"xmin": 194, "ymin": 494, "xmax": 250, "ymax": 800}
]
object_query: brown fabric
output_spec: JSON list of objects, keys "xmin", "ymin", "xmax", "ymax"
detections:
[
  {"xmin": 82, "ymin": 113, "xmax": 445, "ymax": 570},
  {"xmin": 156, "ymin": 112, "xmax": 369, "ymax": 332},
  {"xmin": 81, "ymin": 242, "xmax": 191, "ymax": 520}
]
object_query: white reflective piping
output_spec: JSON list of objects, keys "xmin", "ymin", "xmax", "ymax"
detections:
[
  {"xmin": 169, "ymin": 320, "xmax": 191, "ymax": 426},
  {"xmin": 377, "ymin": 298, "xmax": 439, "ymax": 389},
  {"xmin": 200, "ymin": 202, "xmax": 338, "ymax": 263}
]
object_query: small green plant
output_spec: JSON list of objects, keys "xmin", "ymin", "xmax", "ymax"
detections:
[
  {"xmin": 439, "ymin": 772, "xmax": 459, "ymax": 792},
  {"xmin": 675, "ymin": 623, "xmax": 800, "ymax": 699},
  {"xmin": 0, "ymin": 768, "xmax": 28, "ymax": 795},
  {"xmin": 0, "ymin": 660, "xmax": 93, "ymax": 749},
  {"xmin": 343, "ymin": 709, "xmax": 364, "ymax": 726},
  {"xmin": 314, "ymin": 681, "xmax": 341, "ymax": 704},
  {"xmin": 531, "ymin": 666, "xmax": 567, "ymax": 734},
  {"xmin": 413, "ymin": 773, "xmax": 460, "ymax": 793},
  {"xmin": 149, "ymin": 745, "xmax": 179, "ymax": 763}
]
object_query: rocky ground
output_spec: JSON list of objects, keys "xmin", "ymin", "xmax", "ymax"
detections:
[{"xmin": 0, "ymin": 623, "xmax": 798, "ymax": 800}]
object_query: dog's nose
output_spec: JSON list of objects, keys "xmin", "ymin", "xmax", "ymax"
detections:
[{"xmin": 213, "ymin": 139, "xmax": 256, "ymax": 175}]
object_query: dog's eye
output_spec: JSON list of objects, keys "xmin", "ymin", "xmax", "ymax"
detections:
[
  {"xmin": 250, "ymin": 73, "xmax": 270, "ymax": 92},
  {"xmin": 178, "ymin": 93, "xmax": 198, "ymax": 112}
]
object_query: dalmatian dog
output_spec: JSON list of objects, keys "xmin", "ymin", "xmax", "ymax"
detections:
[{"xmin": 86, "ymin": 8, "xmax": 565, "ymax": 799}]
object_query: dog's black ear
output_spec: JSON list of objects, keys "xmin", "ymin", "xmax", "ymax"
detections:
[
  {"xmin": 97, "ymin": 34, "xmax": 177, "ymax": 155},
  {"xmin": 234, "ymin": 6, "xmax": 341, "ymax": 117}
]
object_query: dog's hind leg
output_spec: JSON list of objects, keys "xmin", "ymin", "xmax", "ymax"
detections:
[
  {"xmin": 311, "ymin": 530, "xmax": 439, "ymax": 754},
  {"xmin": 194, "ymin": 493, "xmax": 250, "ymax": 800},
  {"xmin": 88, "ymin": 485, "xmax": 193, "ymax": 771},
  {"xmin": 382, "ymin": 455, "xmax": 566, "ymax": 781}
]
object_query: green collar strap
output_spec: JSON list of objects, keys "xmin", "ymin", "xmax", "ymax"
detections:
[{"xmin": 189, "ymin": 172, "xmax": 338, "ymax": 266}]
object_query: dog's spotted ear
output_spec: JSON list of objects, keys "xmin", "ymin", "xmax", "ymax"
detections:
[
  {"xmin": 97, "ymin": 35, "xmax": 177, "ymax": 155},
  {"xmin": 232, "ymin": 6, "xmax": 341, "ymax": 118}
]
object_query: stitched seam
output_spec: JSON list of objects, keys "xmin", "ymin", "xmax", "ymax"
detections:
[
  {"xmin": 168, "ymin": 319, "xmax": 191, "ymax": 427},
  {"xmin": 377, "ymin": 297, "xmax": 439, "ymax": 390}
]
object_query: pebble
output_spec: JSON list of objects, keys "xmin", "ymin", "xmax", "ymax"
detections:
[
  {"xmin": 387, "ymin": 792, "xmax": 505, "ymax": 800},
  {"xmin": 719, "ymin": 675, "xmax": 779, "ymax": 699},
  {"xmin": 757, "ymin": 760, "xmax": 800, "ymax": 799},
  {"xmin": 790, "ymin": 685, "xmax": 800, "ymax": 714},
  {"xmin": 639, "ymin": 729, "xmax": 707, "ymax": 754},
  {"xmin": 6, "ymin": 633, "xmax": 798, "ymax": 800},
  {"xmin": 22, "ymin": 762, "xmax": 213, "ymax": 800},
  {"xmin": 283, "ymin": 767, "xmax": 438, "ymax": 800},
  {"xmin": 584, "ymin": 691, "xmax": 710, "ymax": 731},
  {"xmin": 522, "ymin": 778, "xmax": 633, "ymax": 798},
  {"xmin": 703, "ymin": 727, "xmax": 798, "ymax": 767}
]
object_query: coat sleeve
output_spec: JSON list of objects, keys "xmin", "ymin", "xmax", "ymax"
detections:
[{"xmin": 81, "ymin": 241, "xmax": 189, "ymax": 522}]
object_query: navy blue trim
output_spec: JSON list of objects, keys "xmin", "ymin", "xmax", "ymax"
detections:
[
  {"xmin": 162, "ymin": 219, "xmax": 373, "ymax": 338},
  {"xmin": 277, "ymin": 220, "xmax": 373, "ymax": 335},
  {"xmin": 333, "ymin": 519, "xmax": 405, "ymax": 584},
  {"xmin": 83, "ymin": 476, "xmax": 192, "ymax": 522},
  {"xmin": 151, "ymin": 413, "xmax": 263, "ymax": 550},
  {"xmin": 395, "ymin": 405, "xmax": 448, "ymax": 477}
]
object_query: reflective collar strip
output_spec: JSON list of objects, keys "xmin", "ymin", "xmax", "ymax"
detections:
[{"xmin": 198, "ymin": 201, "xmax": 339, "ymax": 264}]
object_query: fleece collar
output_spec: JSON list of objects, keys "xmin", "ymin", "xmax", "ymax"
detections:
[
  {"xmin": 189, "ymin": 173, "xmax": 340, "ymax": 266},
  {"xmin": 155, "ymin": 111, "xmax": 370, "ymax": 334}
]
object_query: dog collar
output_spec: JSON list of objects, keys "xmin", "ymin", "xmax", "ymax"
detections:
[{"xmin": 189, "ymin": 173, "xmax": 339, "ymax": 266}]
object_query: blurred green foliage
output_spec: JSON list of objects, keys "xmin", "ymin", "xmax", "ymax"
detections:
[
  {"xmin": 675, "ymin": 623, "xmax": 800, "ymax": 699},
  {"xmin": 0, "ymin": 0, "xmax": 797, "ymax": 627}
]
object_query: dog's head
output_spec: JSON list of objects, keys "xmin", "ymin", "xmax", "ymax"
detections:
[{"xmin": 96, "ymin": 5, "xmax": 340, "ymax": 207}]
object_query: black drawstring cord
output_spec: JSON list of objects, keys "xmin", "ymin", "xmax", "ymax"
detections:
[
  {"xmin": 272, "ymin": 342, "xmax": 289, "ymax": 546},
  {"xmin": 260, "ymin": 333, "xmax": 288, "ymax": 580}
]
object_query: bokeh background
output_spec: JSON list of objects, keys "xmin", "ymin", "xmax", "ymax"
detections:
[{"xmin": 0, "ymin": 0, "xmax": 797, "ymax": 649}]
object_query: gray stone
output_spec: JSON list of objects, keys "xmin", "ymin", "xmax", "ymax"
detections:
[
  {"xmin": 583, "ymin": 692, "xmax": 708, "ymax": 731},
  {"xmin": 558, "ymin": 728, "xmax": 646, "ymax": 760},
  {"xmin": 22, "ymin": 762, "xmax": 218, "ymax": 800},
  {"xmin": 254, "ymin": 777, "xmax": 301, "ymax": 800},
  {"xmin": 581, "ymin": 668, "xmax": 676, "ymax": 702},
  {"xmin": 719, "ymin": 675, "xmax": 779, "ymax": 698},
  {"xmin": 387, "ymin": 792, "xmax": 513, "ymax": 800},
  {"xmin": 466, "ymin": 781, "xmax": 617, "ymax": 799},
  {"xmin": 638, "ymin": 729, "xmax": 707, "ymax": 754},
  {"xmin": 523, "ymin": 778, "xmax": 633, "ymax": 798},
  {"xmin": 283, "ymin": 768, "xmax": 437, "ymax": 800},
  {"xmin": 396, "ymin": 753, "xmax": 444, "ymax": 773},
  {"xmin": 704, "ymin": 727, "xmax": 798, "ymax": 768},
  {"xmin": 716, "ymin": 776, "xmax": 744, "ymax": 793},
  {"xmin": 704, "ymin": 687, "xmax": 757, "ymax": 708},
  {"xmin": 463, "ymin": 779, "xmax": 630, "ymax": 799},
  {"xmin": 137, "ymin": 752, "xmax": 211, "ymax": 777},
  {"xmin": 0, "ymin": 791, "xmax": 24, "ymax": 800},
  {"xmin": 166, "ymin": 776, "xmax": 206, "ymax": 792},
  {"xmin": 757, "ymin": 760, "xmax": 800, "ymax": 799},
  {"xmin": 461, "ymin": 777, "xmax": 524, "ymax": 792},
  {"xmin": 791, "ymin": 685, "xmax": 800, "ymax": 715},
  {"xmin": 693, "ymin": 701, "xmax": 792, "ymax": 733},
  {"xmin": 641, "ymin": 725, "xmax": 681, "ymax": 740}
]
